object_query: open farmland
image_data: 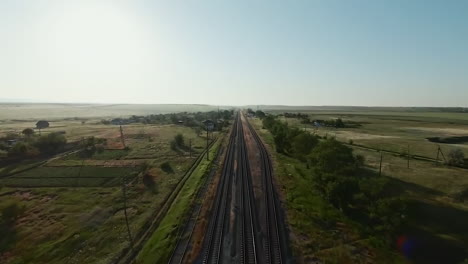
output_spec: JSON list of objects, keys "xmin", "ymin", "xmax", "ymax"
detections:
[
  {"xmin": 253, "ymin": 109, "xmax": 468, "ymax": 263},
  {"xmin": 284, "ymin": 110, "xmax": 468, "ymax": 158},
  {"xmin": 0, "ymin": 108, "xmax": 225, "ymax": 264},
  {"xmin": 0, "ymin": 103, "xmax": 221, "ymax": 121}
]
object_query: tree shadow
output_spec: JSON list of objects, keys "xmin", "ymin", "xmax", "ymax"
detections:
[{"xmin": 398, "ymin": 200, "xmax": 468, "ymax": 264}]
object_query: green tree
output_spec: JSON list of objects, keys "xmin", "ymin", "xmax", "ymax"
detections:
[
  {"xmin": 272, "ymin": 123, "xmax": 289, "ymax": 153},
  {"xmin": 310, "ymin": 138, "xmax": 357, "ymax": 174},
  {"xmin": 335, "ymin": 118, "xmax": 345, "ymax": 128},
  {"xmin": 309, "ymin": 138, "xmax": 360, "ymax": 210},
  {"xmin": 0, "ymin": 203, "xmax": 23, "ymax": 251},
  {"xmin": 21, "ymin": 128, "xmax": 34, "ymax": 138},
  {"xmin": 291, "ymin": 132, "xmax": 318, "ymax": 158},
  {"xmin": 368, "ymin": 197, "xmax": 406, "ymax": 235},
  {"xmin": 262, "ymin": 115, "xmax": 277, "ymax": 130},
  {"xmin": 78, "ymin": 137, "xmax": 103, "ymax": 158},
  {"xmin": 255, "ymin": 110, "xmax": 266, "ymax": 119},
  {"xmin": 174, "ymin": 133, "xmax": 185, "ymax": 147},
  {"xmin": 35, "ymin": 120, "xmax": 49, "ymax": 134},
  {"xmin": 34, "ymin": 133, "xmax": 67, "ymax": 155},
  {"xmin": 7, "ymin": 142, "xmax": 39, "ymax": 158},
  {"xmin": 447, "ymin": 148, "xmax": 465, "ymax": 167}
]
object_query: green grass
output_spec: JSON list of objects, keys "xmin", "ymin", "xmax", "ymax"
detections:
[
  {"xmin": 63, "ymin": 149, "xmax": 129, "ymax": 160},
  {"xmin": 0, "ymin": 159, "xmax": 45, "ymax": 177},
  {"xmin": 255, "ymin": 111, "xmax": 468, "ymax": 263},
  {"xmin": 0, "ymin": 187, "xmax": 128, "ymax": 264},
  {"xmin": 1, "ymin": 167, "xmax": 135, "ymax": 187},
  {"xmin": 285, "ymin": 112, "xmax": 468, "ymax": 158},
  {"xmin": 352, "ymin": 148, "xmax": 468, "ymax": 196},
  {"xmin": 136, "ymin": 138, "xmax": 221, "ymax": 264}
]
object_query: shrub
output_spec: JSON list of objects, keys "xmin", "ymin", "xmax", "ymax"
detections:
[
  {"xmin": 453, "ymin": 187, "xmax": 468, "ymax": 202},
  {"xmin": 7, "ymin": 142, "xmax": 39, "ymax": 158},
  {"xmin": 447, "ymin": 148, "xmax": 465, "ymax": 167},
  {"xmin": 21, "ymin": 128, "xmax": 34, "ymax": 137},
  {"xmin": 174, "ymin": 134, "xmax": 185, "ymax": 147},
  {"xmin": 34, "ymin": 133, "xmax": 67, "ymax": 155},
  {"xmin": 0, "ymin": 203, "xmax": 24, "ymax": 251},
  {"xmin": 170, "ymin": 140, "xmax": 178, "ymax": 152},
  {"xmin": 160, "ymin": 162, "xmax": 174, "ymax": 173},
  {"xmin": 142, "ymin": 173, "xmax": 156, "ymax": 193}
]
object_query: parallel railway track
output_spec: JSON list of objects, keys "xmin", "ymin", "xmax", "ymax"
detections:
[{"xmin": 190, "ymin": 112, "xmax": 288, "ymax": 264}]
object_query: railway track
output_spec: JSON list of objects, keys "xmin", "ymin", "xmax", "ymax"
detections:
[
  {"xmin": 245, "ymin": 115, "xmax": 286, "ymax": 264},
  {"xmin": 196, "ymin": 112, "xmax": 288, "ymax": 264},
  {"xmin": 237, "ymin": 114, "xmax": 259, "ymax": 264},
  {"xmin": 201, "ymin": 115, "xmax": 238, "ymax": 264}
]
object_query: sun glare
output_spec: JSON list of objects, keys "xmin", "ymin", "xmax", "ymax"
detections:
[{"xmin": 37, "ymin": 2, "xmax": 151, "ymax": 75}]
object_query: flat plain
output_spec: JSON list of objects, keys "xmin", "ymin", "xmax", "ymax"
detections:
[
  {"xmin": 0, "ymin": 104, "xmax": 220, "ymax": 264},
  {"xmin": 255, "ymin": 108, "xmax": 468, "ymax": 263}
]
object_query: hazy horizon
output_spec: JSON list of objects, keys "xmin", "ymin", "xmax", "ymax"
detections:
[
  {"xmin": 1, "ymin": 99, "xmax": 468, "ymax": 109},
  {"xmin": 1, "ymin": 0, "xmax": 468, "ymax": 107}
]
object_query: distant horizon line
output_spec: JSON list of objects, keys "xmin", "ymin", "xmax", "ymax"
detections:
[{"xmin": 0, "ymin": 99, "xmax": 467, "ymax": 109}]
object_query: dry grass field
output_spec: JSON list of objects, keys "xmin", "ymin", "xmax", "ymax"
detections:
[
  {"xmin": 251, "ymin": 109, "xmax": 468, "ymax": 263},
  {"xmin": 0, "ymin": 104, "xmax": 223, "ymax": 264}
]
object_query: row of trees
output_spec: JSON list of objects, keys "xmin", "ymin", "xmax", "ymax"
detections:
[
  {"xmin": 102, "ymin": 110, "xmax": 234, "ymax": 130},
  {"xmin": 261, "ymin": 114, "xmax": 406, "ymax": 239},
  {"xmin": 6, "ymin": 133, "xmax": 67, "ymax": 159},
  {"xmin": 262, "ymin": 115, "xmax": 318, "ymax": 159}
]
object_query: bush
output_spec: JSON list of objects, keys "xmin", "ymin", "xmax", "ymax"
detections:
[
  {"xmin": 7, "ymin": 142, "xmax": 40, "ymax": 158},
  {"xmin": 22, "ymin": 128, "xmax": 34, "ymax": 137},
  {"xmin": 174, "ymin": 134, "xmax": 185, "ymax": 147},
  {"xmin": 291, "ymin": 132, "xmax": 318, "ymax": 158},
  {"xmin": 160, "ymin": 162, "xmax": 174, "ymax": 173},
  {"xmin": 0, "ymin": 203, "xmax": 24, "ymax": 251},
  {"xmin": 142, "ymin": 173, "xmax": 157, "ymax": 193},
  {"xmin": 34, "ymin": 133, "xmax": 67, "ymax": 155},
  {"xmin": 170, "ymin": 140, "xmax": 178, "ymax": 152},
  {"xmin": 453, "ymin": 187, "xmax": 468, "ymax": 202},
  {"xmin": 447, "ymin": 148, "xmax": 465, "ymax": 167}
]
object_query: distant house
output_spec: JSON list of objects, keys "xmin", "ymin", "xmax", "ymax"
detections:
[
  {"xmin": 6, "ymin": 139, "xmax": 18, "ymax": 147},
  {"xmin": 111, "ymin": 118, "xmax": 131, "ymax": 125},
  {"xmin": 36, "ymin": 120, "xmax": 50, "ymax": 129},
  {"xmin": 312, "ymin": 120, "xmax": 325, "ymax": 127},
  {"xmin": 203, "ymin": 119, "xmax": 215, "ymax": 131},
  {"xmin": 111, "ymin": 119, "xmax": 122, "ymax": 125}
]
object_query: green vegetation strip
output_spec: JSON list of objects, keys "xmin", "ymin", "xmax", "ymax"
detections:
[
  {"xmin": 1, "ymin": 167, "xmax": 135, "ymax": 187},
  {"xmin": 136, "ymin": 139, "xmax": 221, "ymax": 264}
]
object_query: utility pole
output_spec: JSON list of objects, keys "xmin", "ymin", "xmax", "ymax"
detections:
[
  {"xmin": 122, "ymin": 175, "xmax": 134, "ymax": 252},
  {"xmin": 407, "ymin": 144, "xmax": 410, "ymax": 169},
  {"xmin": 203, "ymin": 120, "xmax": 213, "ymax": 161},
  {"xmin": 189, "ymin": 139, "xmax": 192, "ymax": 158},
  {"xmin": 379, "ymin": 151, "xmax": 383, "ymax": 176},
  {"xmin": 436, "ymin": 145, "xmax": 446, "ymax": 164},
  {"xmin": 206, "ymin": 126, "xmax": 209, "ymax": 161},
  {"xmin": 120, "ymin": 124, "xmax": 126, "ymax": 148}
]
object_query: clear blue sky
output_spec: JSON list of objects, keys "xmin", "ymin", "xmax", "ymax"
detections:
[{"xmin": 1, "ymin": 0, "xmax": 467, "ymax": 106}]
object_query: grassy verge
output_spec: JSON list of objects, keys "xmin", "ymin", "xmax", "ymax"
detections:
[{"xmin": 136, "ymin": 138, "xmax": 221, "ymax": 264}]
